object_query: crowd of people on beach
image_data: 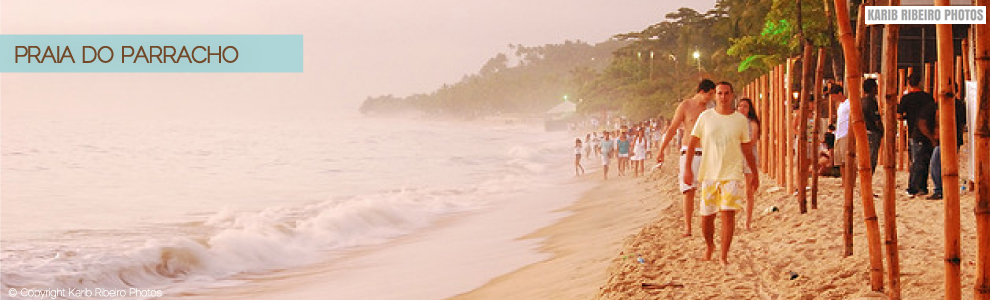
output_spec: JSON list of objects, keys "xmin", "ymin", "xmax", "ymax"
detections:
[
  {"xmin": 574, "ymin": 119, "xmax": 663, "ymax": 180},
  {"xmin": 571, "ymin": 74, "xmax": 968, "ymax": 265},
  {"xmin": 573, "ymin": 79, "xmax": 757, "ymax": 264}
]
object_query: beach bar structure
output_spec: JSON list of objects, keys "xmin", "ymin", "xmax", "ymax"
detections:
[{"xmin": 738, "ymin": 0, "xmax": 987, "ymax": 298}]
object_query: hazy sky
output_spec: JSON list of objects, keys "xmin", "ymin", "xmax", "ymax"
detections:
[{"xmin": 1, "ymin": 0, "xmax": 717, "ymax": 118}]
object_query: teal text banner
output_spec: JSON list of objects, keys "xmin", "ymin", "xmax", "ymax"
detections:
[{"xmin": 0, "ymin": 35, "xmax": 303, "ymax": 73}]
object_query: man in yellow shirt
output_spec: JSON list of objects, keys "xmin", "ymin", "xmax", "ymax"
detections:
[{"xmin": 683, "ymin": 81, "xmax": 759, "ymax": 265}]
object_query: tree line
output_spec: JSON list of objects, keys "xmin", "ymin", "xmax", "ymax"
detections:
[{"xmin": 360, "ymin": 0, "xmax": 843, "ymax": 121}]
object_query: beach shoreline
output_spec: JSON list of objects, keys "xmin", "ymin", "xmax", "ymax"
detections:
[{"xmin": 449, "ymin": 153, "xmax": 673, "ymax": 300}]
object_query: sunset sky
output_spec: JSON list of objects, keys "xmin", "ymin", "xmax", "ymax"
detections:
[{"xmin": 1, "ymin": 0, "xmax": 717, "ymax": 118}]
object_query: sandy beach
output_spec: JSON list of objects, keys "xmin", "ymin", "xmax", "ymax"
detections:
[
  {"xmin": 449, "ymin": 157, "xmax": 665, "ymax": 300},
  {"xmin": 454, "ymin": 148, "xmax": 979, "ymax": 300}
]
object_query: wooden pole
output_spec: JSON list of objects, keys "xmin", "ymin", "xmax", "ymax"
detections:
[
  {"xmin": 935, "ymin": 2, "xmax": 961, "ymax": 299},
  {"xmin": 774, "ymin": 65, "xmax": 782, "ymax": 184},
  {"xmin": 901, "ymin": 68, "xmax": 910, "ymax": 171},
  {"xmin": 770, "ymin": 69, "xmax": 778, "ymax": 182},
  {"xmin": 760, "ymin": 73, "xmax": 773, "ymax": 178},
  {"xmin": 773, "ymin": 69, "xmax": 779, "ymax": 182},
  {"xmin": 757, "ymin": 74, "xmax": 769, "ymax": 173},
  {"xmin": 844, "ymin": 3, "xmax": 865, "ymax": 259},
  {"xmin": 776, "ymin": 66, "xmax": 781, "ymax": 183},
  {"xmin": 763, "ymin": 75, "xmax": 770, "ymax": 174},
  {"xmin": 844, "ymin": 119, "xmax": 857, "ymax": 257},
  {"xmin": 880, "ymin": 4, "xmax": 902, "ymax": 297},
  {"xmin": 787, "ymin": 59, "xmax": 794, "ymax": 193},
  {"xmin": 783, "ymin": 63, "xmax": 790, "ymax": 187},
  {"xmin": 833, "ymin": 0, "xmax": 885, "ymax": 290},
  {"xmin": 812, "ymin": 47, "xmax": 826, "ymax": 210},
  {"xmin": 973, "ymin": 1, "xmax": 990, "ymax": 297},
  {"xmin": 798, "ymin": 44, "xmax": 814, "ymax": 214},
  {"xmin": 777, "ymin": 61, "xmax": 791, "ymax": 188}
]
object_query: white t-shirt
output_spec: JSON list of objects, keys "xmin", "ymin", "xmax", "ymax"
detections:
[
  {"xmin": 690, "ymin": 109, "xmax": 752, "ymax": 181},
  {"xmin": 836, "ymin": 99, "xmax": 851, "ymax": 139}
]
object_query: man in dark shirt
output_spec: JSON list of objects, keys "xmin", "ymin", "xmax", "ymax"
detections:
[
  {"xmin": 896, "ymin": 73, "xmax": 936, "ymax": 196},
  {"xmin": 862, "ymin": 78, "xmax": 883, "ymax": 173}
]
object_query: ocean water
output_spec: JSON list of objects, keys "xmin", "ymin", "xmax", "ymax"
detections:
[{"xmin": 0, "ymin": 112, "xmax": 577, "ymax": 299}]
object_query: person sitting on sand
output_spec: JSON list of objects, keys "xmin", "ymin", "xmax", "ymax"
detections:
[
  {"xmin": 817, "ymin": 125, "xmax": 839, "ymax": 177},
  {"xmin": 682, "ymin": 81, "xmax": 758, "ymax": 265}
]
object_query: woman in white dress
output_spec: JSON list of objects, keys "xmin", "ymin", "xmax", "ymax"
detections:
[
  {"xmin": 737, "ymin": 98, "xmax": 761, "ymax": 230},
  {"xmin": 632, "ymin": 131, "xmax": 647, "ymax": 177}
]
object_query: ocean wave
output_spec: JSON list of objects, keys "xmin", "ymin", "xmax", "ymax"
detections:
[
  {"xmin": 1, "ymin": 131, "xmax": 566, "ymax": 299},
  {"xmin": 0, "ymin": 185, "xmax": 492, "ymax": 299}
]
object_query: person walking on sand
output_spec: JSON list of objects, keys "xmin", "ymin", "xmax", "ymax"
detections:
[
  {"xmin": 657, "ymin": 79, "xmax": 716, "ymax": 237},
  {"xmin": 617, "ymin": 132, "xmax": 630, "ymax": 176},
  {"xmin": 683, "ymin": 82, "xmax": 758, "ymax": 265},
  {"xmin": 632, "ymin": 131, "xmax": 647, "ymax": 177},
  {"xmin": 600, "ymin": 131, "xmax": 614, "ymax": 180},
  {"xmin": 575, "ymin": 138, "xmax": 585, "ymax": 176},
  {"xmin": 584, "ymin": 133, "xmax": 592, "ymax": 161},
  {"xmin": 736, "ymin": 98, "xmax": 761, "ymax": 230}
]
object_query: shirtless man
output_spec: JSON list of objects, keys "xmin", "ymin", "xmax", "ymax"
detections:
[
  {"xmin": 682, "ymin": 81, "xmax": 758, "ymax": 264},
  {"xmin": 657, "ymin": 79, "xmax": 716, "ymax": 237}
]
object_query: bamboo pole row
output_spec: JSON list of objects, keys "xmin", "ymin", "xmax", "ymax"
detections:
[{"xmin": 735, "ymin": 3, "xmax": 987, "ymax": 298}]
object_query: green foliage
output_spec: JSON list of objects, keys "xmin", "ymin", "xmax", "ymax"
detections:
[
  {"xmin": 727, "ymin": 0, "xmax": 832, "ymax": 73},
  {"xmin": 577, "ymin": 2, "xmax": 769, "ymax": 120}
]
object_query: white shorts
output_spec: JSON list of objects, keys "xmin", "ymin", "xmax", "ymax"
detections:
[
  {"xmin": 833, "ymin": 137, "xmax": 848, "ymax": 166},
  {"xmin": 678, "ymin": 146, "xmax": 703, "ymax": 193},
  {"xmin": 743, "ymin": 147, "xmax": 758, "ymax": 174},
  {"xmin": 619, "ymin": 153, "xmax": 629, "ymax": 158},
  {"xmin": 602, "ymin": 154, "xmax": 611, "ymax": 166}
]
